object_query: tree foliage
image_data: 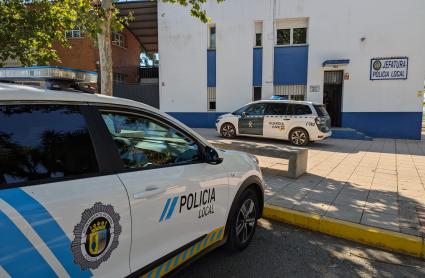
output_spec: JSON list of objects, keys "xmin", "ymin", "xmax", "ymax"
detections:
[
  {"xmin": 163, "ymin": 0, "xmax": 224, "ymax": 23},
  {"xmin": 0, "ymin": 0, "xmax": 223, "ymax": 69},
  {"xmin": 0, "ymin": 0, "xmax": 130, "ymax": 66}
]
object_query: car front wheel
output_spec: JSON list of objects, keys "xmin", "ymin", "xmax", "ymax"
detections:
[
  {"xmin": 226, "ymin": 189, "xmax": 259, "ymax": 251},
  {"xmin": 220, "ymin": 123, "xmax": 236, "ymax": 138},
  {"xmin": 289, "ymin": 128, "xmax": 309, "ymax": 146}
]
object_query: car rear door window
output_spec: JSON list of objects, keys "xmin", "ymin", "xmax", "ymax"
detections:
[
  {"xmin": 287, "ymin": 104, "xmax": 312, "ymax": 115},
  {"xmin": 100, "ymin": 112, "xmax": 201, "ymax": 169},
  {"xmin": 266, "ymin": 103, "xmax": 288, "ymax": 115},
  {"xmin": 0, "ymin": 104, "xmax": 98, "ymax": 186}
]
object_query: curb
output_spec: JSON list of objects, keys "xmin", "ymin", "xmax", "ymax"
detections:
[{"xmin": 263, "ymin": 204, "xmax": 425, "ymax": 259}]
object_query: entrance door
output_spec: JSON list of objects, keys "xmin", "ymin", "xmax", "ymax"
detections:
[{"xmin": 323, "ymin": 71, "xmax": 343, "ymax": 127}]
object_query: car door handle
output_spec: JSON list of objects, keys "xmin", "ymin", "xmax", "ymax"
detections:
[
  {"xmin": 133, "ymin": 186, "xmax": 165, "ymax": 199},
  {"xmin": 283, "ymin": 119, "xmax": 291, "ymax": 121}
]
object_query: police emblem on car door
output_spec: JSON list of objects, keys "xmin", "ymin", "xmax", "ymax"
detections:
[{"xmin": 238, "ymin": 103, "xmax": 267, "ymax": 135}]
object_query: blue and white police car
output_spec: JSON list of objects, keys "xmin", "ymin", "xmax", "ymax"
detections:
[
  {"xmin": 0, "ymin": 83, "xmax": 264, "ymax": 277},
  {"xmin": 216, "ymin": 100, "xmax": 332, "ymax": 146}
]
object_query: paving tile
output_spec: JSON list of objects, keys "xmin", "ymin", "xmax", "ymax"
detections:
[
  {"xmin": 367, "ymin": 190, "xmax": 398, "ymax": 202},
  {"xmin": 370, "ymin": 183, "xmax": 398, "ymax": 192},
  {"xmin": 325, "ymin": 203, "xmax": 364, "ymax": 223},
  {"xmin": 295, "ymin": 174, "xmax": 323, "ymax": 186},
  {"xmin": 284, "ymin": 182, "xmax": 318, "ymax": 192},
  {"xmin": 361, "ymin": 211, "xmax": 400, "ymax": 232},
  {"xmin": 305, "ymin": 183, "xmax": 344, "ymax": 203},
  {"xmin": 364, "ymin": 200, "xmax": 398, "ymax": 216},
  {"xmin": 266, "ymin": 193, "xmax": 300, "ymax": 209},
  {"xmin": 264, "ymin": 178, "xmax": 292, "ymax": 193},
  {"xmin": 292, "ymin": 198, "xmax": 331, "ymax": 216},
  {"xmin": 337, "ymin": 186, "xmax": 370, "ymax": 199}
]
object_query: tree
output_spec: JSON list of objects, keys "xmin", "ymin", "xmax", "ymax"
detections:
[
  {"xmin": 0, "ymin": 0, "xmax": 79, "ymax": 66},
  {"xmin": 0, "ymin": 0, "xmax": 224, "ymax": 96}
]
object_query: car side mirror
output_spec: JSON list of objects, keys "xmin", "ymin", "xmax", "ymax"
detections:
[
  {"xmin": 241, "ymin": 112, "xmax": 247, "ymax": 118},
  {"xmin": 204, "ymin": 146, "xmax": 223, "ymax": 165}
]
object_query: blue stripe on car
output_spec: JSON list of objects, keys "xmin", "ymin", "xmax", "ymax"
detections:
[
  {"xmin": 159, "ymin": 198, "xmax": 171, "ymax": 222},
  {"xmin": 0, "ymin": 210, "xmax": 58, "ymax": 277},
  {"xmin": 165, "ymin": 197, "xmax": 178, "ymax": 220},
  {"xmin": 0, "ymin": 188, "xmax": 92, "ymax": 277}
]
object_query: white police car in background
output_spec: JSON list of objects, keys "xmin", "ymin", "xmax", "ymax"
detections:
[
  {"xmin": 216, "ymin": 100, "xmax": 332, "ymax": 146},
  {"xmin": 0, "ymin": 83, "xmax": 264, "ymax": 278}
]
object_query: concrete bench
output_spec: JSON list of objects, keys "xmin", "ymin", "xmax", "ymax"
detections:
[{"xmin": 210, "ymin": 139, "xmax": 308, "ymax": 179}]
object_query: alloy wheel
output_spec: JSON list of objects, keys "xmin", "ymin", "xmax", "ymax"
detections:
[
  {"xmin": 221, "ymin": 124, "xmax": 235, "ymax": 138},
  {"xmin": 235, "ymin": 198, "xmax": 257, "ymax": 244},
  {"xmin": 291, "ymin": 130, "xmax": 307, "ymax": 145}
]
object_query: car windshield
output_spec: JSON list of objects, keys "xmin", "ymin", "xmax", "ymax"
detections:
[
  {"xmin": 232, "ymin": 105, "xmax": 249, "ymax": 115},
  {"xmin": 313, "ymin": 104, "xmax": 329, "ymax": 117}
]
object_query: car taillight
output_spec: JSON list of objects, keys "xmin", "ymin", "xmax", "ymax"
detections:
[
  {"xmin": 315, "ymin": 117, "xmax": 329, "ymax": 132},
  {"xmin": 315, "ymin": 117, "xmax": 325, "ymax": 125}
]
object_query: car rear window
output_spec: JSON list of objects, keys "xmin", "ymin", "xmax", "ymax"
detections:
[
  {"xmin": 287, "ymin": 104, "xmax": 312, "ymax": 115},
  {"xmin": 313, "ymin": 105, "xmax": 329, "ymax": 117},
  {"xmin": 0, "ymin": 104, "xmax": 98, "ymax": 186}
]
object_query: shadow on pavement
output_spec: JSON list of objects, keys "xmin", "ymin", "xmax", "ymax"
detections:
[{"xmin": 174, "ymin": 219, "xmax": 425, "ymax": 278}]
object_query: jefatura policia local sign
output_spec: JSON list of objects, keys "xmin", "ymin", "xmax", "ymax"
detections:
[{"xmin": 370, "ymin": 57, "xmax": 408, "ymax": 80}]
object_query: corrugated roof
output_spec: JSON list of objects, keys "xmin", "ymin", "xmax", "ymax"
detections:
[{"xmin": 117, "ymin": 0, "xmax": 158, "ymax": 55}]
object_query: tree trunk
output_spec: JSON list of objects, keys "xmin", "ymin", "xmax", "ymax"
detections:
[{"xmin": 97, "ymin": 0, "xmax": 114, "ymax": 96}]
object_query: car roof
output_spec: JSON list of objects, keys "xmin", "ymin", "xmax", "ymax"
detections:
[
  {"xmin": 251, "ymin": 99, "xmax": 321, "ymax": 105},
  {"xmin": 0, "ymin": 82, "xmax": 156, "ymax": 111},
  {"xmin": 0, "ymin": 83, "xmax": 210, "ymax": 144}
]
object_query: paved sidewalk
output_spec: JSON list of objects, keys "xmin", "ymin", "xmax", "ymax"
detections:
[{"xmin": 195, "ymin": 128, "xmax": 425, "ymax": 238}]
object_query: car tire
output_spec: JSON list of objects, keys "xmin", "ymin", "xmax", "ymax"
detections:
[
  {"xmin": 289, "ymin": 128, "xmax": 309, "ymax": 146},
  {"xmin": 220, "ymin": 123, "xmax": 236, "ymax": 138},
  {"xmin": 226, "ymin": 189, "xmax": 259, "ymax": 251}
]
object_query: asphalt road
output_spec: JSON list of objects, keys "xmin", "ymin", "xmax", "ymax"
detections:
[{"xmin": 174, "ymin": 219, "xmax": 425, "ymax": 278}]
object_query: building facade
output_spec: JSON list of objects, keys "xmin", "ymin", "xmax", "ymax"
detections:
[
  {"xmin": 158, "ymin": 0, "xmax": 425, "ymax": 139},
  {"xmin": 52, "ymin": 27, "xmax": 141, "ymax": 84}
]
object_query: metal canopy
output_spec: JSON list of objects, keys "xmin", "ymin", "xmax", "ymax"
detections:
[
  {"xmin": 322, "ymin": 59, "xmax": 350, "ymax": 67},
  {"xmin": 117, "ymin": 0, "xmax": 158, "ymax": 55}
]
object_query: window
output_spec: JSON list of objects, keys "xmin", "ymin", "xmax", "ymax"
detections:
[
  {"xmin": 274, "ymin": 85, "xmax": 307, "ymax": 100},
  {"xmin": 208, "ymin": 25, "xmax": 216, "ymax": 49},
  {"xmin": 254, "ymin": 21, "xmax": 263, "ymax": 47},
  {"xmin": 255, "ymin": 34, "xmax": 262, "ymax": 47},
  {"xmin": 232, "ymin": 105, "xmax": 249, "ymax": 116},
  {"xmin": 66, "ymin": 27, "xmax": 83, "ymax": 38},
  {"xmin": 244, "ymin": 103, "xmax": 267, "ymax": 116},
  {"xmin": 287, "ymin": 104, "xmax": 312, "ymax": 116},
  {"xmin": 276, "ymin": 18, "xmax": 308, "ymax": 46},
  {"xmin": 100, "ymin": 112, "xmax": 200, "ymax": 169},
  {"xmin": 208, "ymin": 87, "xmax": 216, "ymax": 111},
  {"xmin": 253, "ymin": 87, "xmax": 262, "ymax": 101},
  {"xmin": 313, "ymin": 105, "xmax": 329, "ymax": 117},
  {"xmin": 290, "ymin": 95, "xmax": 305, "ymax": 101},
  {"xmin": 276, "ymin": 29, "xmax": 290, "ymax": 45},
  {"xmin": 113, "ymin": 73, "xmax": 126, "ymax": 83},
  {"xmin": 112, "ymin": 32, "xmax": 127, "ymax": 48},
  {"xmin": 266, "ymin": 103, "xmax": 288, "ymax": 115},
  {"xmin": 0, "ymin": 105, "xmax": 98, "ymax": 186},
  {"xmin": 293, "ymin": 28, "xmax": 307, "ymax": 44}
]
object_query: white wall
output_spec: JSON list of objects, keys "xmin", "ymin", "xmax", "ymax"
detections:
[
  {"xmin": 158, "ymin": 4, "xmax": 207, "ymax": 112},
  {"xmin": 159, "ymin": 0, "xmax": 425, "ymax": 113}
]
